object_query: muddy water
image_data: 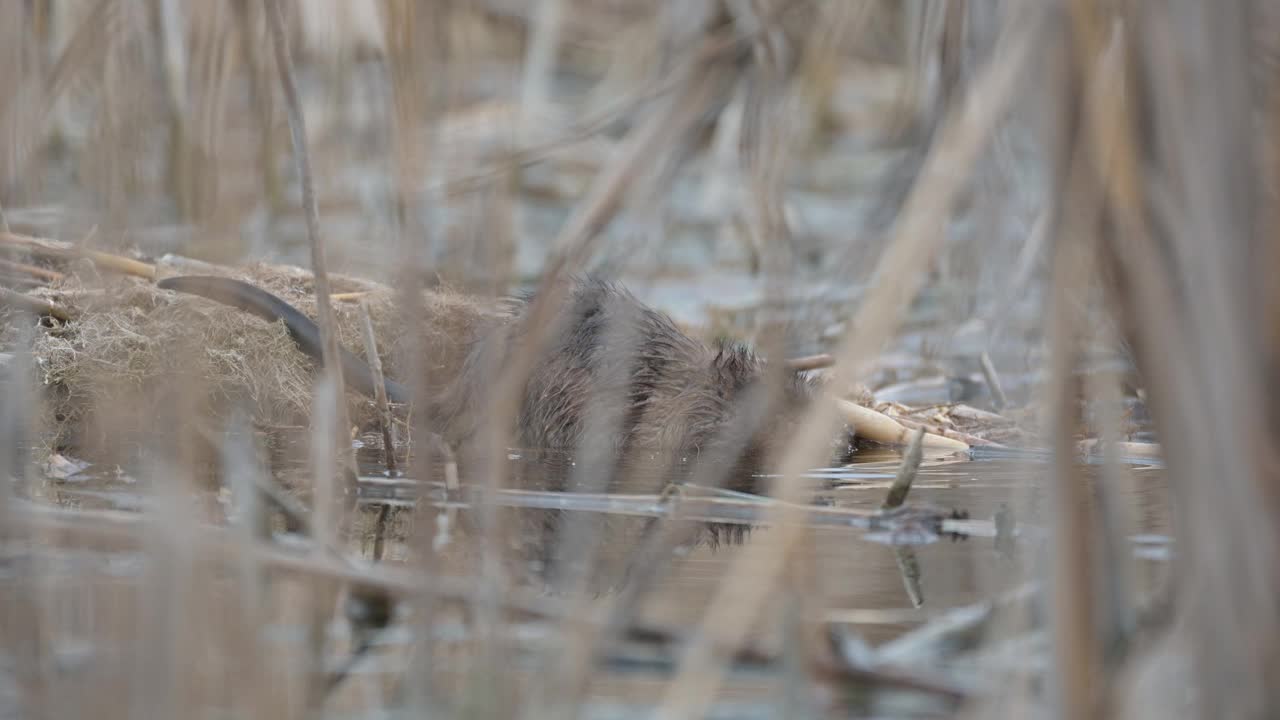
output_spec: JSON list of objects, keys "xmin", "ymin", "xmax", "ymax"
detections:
[
  {"xmin": 626, "ymin": 452, "xmax": 1170, "ymax": 647},
  {"xmin": 7, "ymin": 444, "xmax": 1171, "ymax": 718},
  {"xmin": 34, "ymin": 447, "xmax": 1172, "ymax": 640}
]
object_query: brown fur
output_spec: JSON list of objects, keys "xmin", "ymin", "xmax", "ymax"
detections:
[{"xmin": 408, "ymin": 277, "xmax": 838, "ymax": 493}]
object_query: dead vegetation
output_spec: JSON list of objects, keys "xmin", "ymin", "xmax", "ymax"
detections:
[{"xmin": 0, "ymin": 0, "xmax": 1269, "ymax": 719}]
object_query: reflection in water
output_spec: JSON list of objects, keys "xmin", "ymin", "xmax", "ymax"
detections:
[{"xmin": 36, "ymin": 443, "xmax": 1172, "ymax": 649}]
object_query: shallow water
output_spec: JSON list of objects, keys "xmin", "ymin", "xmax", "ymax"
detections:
[
  {"xmin": 2, "ymin": 445, "xmax": 1172, "ymax": 712},
  {"xmin": 27, "ymin": 444, "xmax": 1171, "ymax": 643}
]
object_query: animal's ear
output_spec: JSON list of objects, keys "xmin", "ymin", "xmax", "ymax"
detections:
[{"xmin": 711, "ymin": 341, "xmax": 756, "ymax": 379}]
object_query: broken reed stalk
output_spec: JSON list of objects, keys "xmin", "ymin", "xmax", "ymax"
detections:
[
  {"xmin": 883, "ymin": 427, "xmax": 925, "ymax": 510},
  {"xmin": 891, "ymin": 413, "xmax": 1000, "ymax": 448},
  {"xmin": 886, "ymin": 429, "xmax": 926, "ymax": 609},
  {"xmin": 357, "ymin": 299, "xmax": 396, "ymax": 563},
  {"xmin": 0, "ymin": 257, "xmax": 63, "ymax": 282},
  {"xmin": 357, "ymin": 299, "xmax": 397, "ymax": 476},
  {"xmin": 0, "ymin": 287, "xmax": 69, "ymax": 321},
  {"xmin": 655, "ymin": 8, "xmax": 1047, "ymax": 719},
  {"xmin": 979, "ymin": 350, "xmax": 1009, "ymax": 409},
  {"xmin": 836, "ymin": 398, "xmax": 968, "ymax": 450},
  {"xmin": 0, "ymin": 231, "xmax": 156, "ymax": 279},
  {"xmin": 894, "ymin": 546, "xmax": 925, "ymax": 609}
]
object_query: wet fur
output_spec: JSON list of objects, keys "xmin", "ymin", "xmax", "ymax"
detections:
[
  {"xmin": 158, "ymin": 275, "xmax": 837, "ymax": 494},
  {"xmin": 158, "ymin": 274, "xmax": 845, "ymax": 589}
]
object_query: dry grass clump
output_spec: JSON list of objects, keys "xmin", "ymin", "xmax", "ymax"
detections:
[{"xmin": 12, "ymin": 262, "xmax": 433, "ymax": 468}]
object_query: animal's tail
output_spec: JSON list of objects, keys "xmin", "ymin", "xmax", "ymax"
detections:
[{"xmin": 156, "ymin": 275, "xmax": 411, "ymax": 405}]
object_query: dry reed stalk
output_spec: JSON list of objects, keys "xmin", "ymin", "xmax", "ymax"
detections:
[
  {"xmin": 0, "ymin": 0, "xmax": 121, "ymax": 195},
  {"xmin": 219, "ymin": 413, "xmax": 276, "ymax": 717},
  {"xmin": 519, "ymin": 0, "xmax": 564, "ymax": 113},
  {"xmin": 782, "ymin": 352, "xmax": 835, "ymax": 371},
  {"xmin": 983, "ymin": 207, "xmax": 1052, "ymax": 344},
  {"xmin": 330, "ymin": 291, "xmax": 368, "ymax": 302},
  {"xmin": 889, "ymin": 0, "xmax": 949, "ymax": 143},
  {"xmin": 528, "ymin": 309, "xmax": 648, "ymax": 719},
  {"xmin": 156, "ymin": 0, "xmax": 191, "ymax": 216},
  {"xmin": 0, "ymin": 257, "xmax": 61, "ymax": 282},
  {"xmin": 1041, "ymin": 7, "xmax": 1157, "ymax": 716},
  {"xmin": 304, "ymin": 375, "xmax": 343, "ymax": 715},
  {"xmin": 886, "ymin": 427, "xmax": 927, "ymax": 611},
  {"xmin": 554, "ymin": 387, "xmax": 795, "ymax": 708},
  {"xmin": 655, "ymin": 7, "xmax": 1047, "ymax": 718},
  {"xmin": 133, "ymin": 465, "xmax": 201, "ymax": 718},
  {"xmin": 155, "ymin": 0, "xmax": 187, "ymax": 123},
  {"xmin": 433, "ymin": 3, "xmax": 798, "ymax": 200},
  {"xmin": 463, "ymin": 12, "xmax": 742, "ymax": 701},
  {"xmin": 815, "ymin": 640, "xmax": 971, "ymax": 703},
  {"xmin": 8, "ymin": 497, "xmax": 583, "ymax": 619},
  {"xmin": 506, "ymin": 18, "xmax": 789, "ymax": 707},
  {"xmin": 794, "ymin": 0, "xmax": 876, "ymax": 135},
  {"xmin": 889, "ymin": 413, "xmax": 1003, "ymax": 448},
  {"xmin": 357, "ymin": 299, "xmax": 397, "ymax": 476},
  {"xmin": 231, "ymin": 0, "xmax": 283, "ymax": 211},
  {"xmin": 731, "ymin": 8, "xmax": 830, "ymax": 696},
  {"xmin": 1083, "ymin": 343, "xmax": 1139, "ymax": 676},
  {"xmin": 179, "ymin": 2, "xmax": 238, "ymax": 222},
  {"xmin": 979, "ymin": 350, "xmax": 1009, "ymax": 409},
  {"xmin": 894, "ymin": 546, "xmax": 925, "ymax": 609},
  {"xmin": 265, "ymin": 1, "xmax": 351, "ymax": 711},
  {"xmin": 1020, "ymin": 5, "xmax": 1220, "ymax": 716},
  {"xmin": 734, "ymin": 0, "xmax": 810, "ymax": 396},
  {"xmin": 1118, "ymin": 3, "xmax": 1280, "ymax": 714},
  {"xmin": 264, "ymin": 0, "xmax": 353, "ymax": 502},
  {"xmin": 0, "ymin": 287, "xmax": 69, "ymax": 321},
  {"xmin": 0, "ymin": 232, "xmax": 156, "ymax": 279},
  {"xmin": 357, "ymin": 298, "xmax": 396, "ymax": 563},
  {"xmin": 533, "ymin": 12, "xmax": 813, "ymax": 701},
  {"xmin": 0, "ymin": 318, "xmax": 48, "ymax": 718},
  {"xmin": 1077, "ymin": 439, "xmax": 1161, "ymax": 461},
  {"xmin": 836, "ymin": 398, "xmax": 968, "ymax": 450},
  {"xmin": 1044, "ymin": 147, "xmax": 1105, "ymax": 720},
  {"xmin": 377, "ymin": 3, "xmax": 452, "ymax": 710},
  {"xmin": 883, "ymin": 427, "xmax": 925, "ymax": 510}
]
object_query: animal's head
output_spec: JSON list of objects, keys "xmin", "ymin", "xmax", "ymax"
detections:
[{"xmin": 703, "ymin": 342, "xmax": 855, "ymax": 489}]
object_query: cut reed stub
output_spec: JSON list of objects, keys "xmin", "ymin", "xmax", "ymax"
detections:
[{"xmin": 835, "ymin": 398, "xmax": 969, "ymax": 452}]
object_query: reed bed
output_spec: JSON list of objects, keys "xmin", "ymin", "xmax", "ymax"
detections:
[{"xmin": 0, "ymin": 1, "xmax": 1268, "ymax": 718}]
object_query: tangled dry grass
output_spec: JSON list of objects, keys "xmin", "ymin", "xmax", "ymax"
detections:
[
  {"xmin": 11, "ymin": 263, "xmax": 430, "ymax": 465},
  {"xmin": 4, "ymin": 0, "xmax": 1280, "ymax": 718}
]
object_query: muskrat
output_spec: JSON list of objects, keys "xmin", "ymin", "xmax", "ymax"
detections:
[{"xmin": 156, "ymin": 274, "xmax": 852, "ymax": 493}]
